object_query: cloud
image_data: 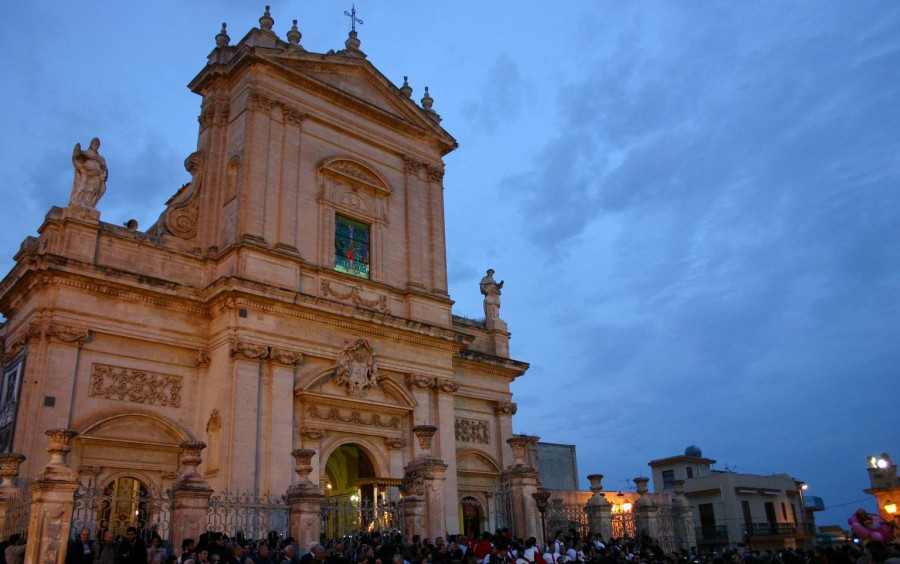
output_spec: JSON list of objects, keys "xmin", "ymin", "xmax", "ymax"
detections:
[{"xmin": 459, "ymin": 54, "xmax": 529, "ymax": 135}]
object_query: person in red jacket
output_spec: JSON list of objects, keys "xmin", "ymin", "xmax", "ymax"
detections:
[{"xmin": 473, "ymin": 532, "xmax": 493, "ymax": 561}]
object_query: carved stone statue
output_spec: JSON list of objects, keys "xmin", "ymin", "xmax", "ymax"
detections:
[
  {"xmin": 334, "ymin": 338, "xmax": 378, "ymax": 395},
  {"xmin": 480, "ymin": 269, "xmax": 504, "ymax": 320},
  {"xmin": 69, "ymin": 137, "xmax": 108, "ymax": 208}
]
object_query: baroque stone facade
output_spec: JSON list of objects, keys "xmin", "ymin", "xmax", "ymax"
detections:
[{"xmin": 0, "ymin": 10, "xmax": 530, "ymax": 541}]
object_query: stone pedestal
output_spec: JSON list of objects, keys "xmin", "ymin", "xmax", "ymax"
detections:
[
  {"xmin": 585, "ymin": 474, "xmax": 612, "ymax": 541},
  {"xmin": 402, "ymin": 426, "xmax": 448, "ymax": 540},
  {"xmin": 25, "ymin": 429, "xmax": 79, "ymax": 564},
  {"xmin": 171, "ymin": 441, "xmax": 213, "ymax": 552},
  {"xmin": 671, "ymin": 480, "xmax": 696, "ymax": 551},
  {"xmin": 286, "ymin": 448, "xmax": 324, "ymax": 548},
  {"xmin": 633, "ymin": 477, "xmax": 659, "ymax": 539}
]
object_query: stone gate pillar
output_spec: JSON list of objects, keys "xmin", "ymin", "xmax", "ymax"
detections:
[
  {"xmin": 585, "ymin": 474, "xmax": 612, "ymax": 541},
  {"xmin": 401, "ymin": 425, "xmax": 448, "ymax": 540},
  {"xmin": 504, "ymin": 436, "xmax": 541, "ymax": 539},
  {"xmin": 633, "ymin": 477, "xmax": 659, "ymax": 539},
  {"xmin": 25, "ymin": 429, "xmax": 79, "ymax": 564},
  {"xmin": 172, "ymin": 441, "xmax": 213, "ymax": 552},
  {"xmin": 287, "ymin": 448, "xmax": 324, "ymax": 548},
  {"xmin": 671, "ymin": 480, "xmax": 696, "ymax": 551},
  {"xmin": 0, "ymin": 453, "xmax": 25, "ymax": 535}
]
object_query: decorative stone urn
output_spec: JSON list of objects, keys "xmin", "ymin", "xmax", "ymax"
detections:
[
  {"xmin": 634, "ymin": 476, "xmax": 650, "ymax": 496},
  {"xmin": 0, "ymin": 453, "xmax": 25, "ymax": 488},
  {"xmin": 291, "ymin": 448, "xmax": 317, "ymax": 488},
  {"xmin": 173, "ymin": 441, "xmax": 208, "ymax": 491},
  {"xmin": 588, "ymin": 474, "xmax": 605, "ymax": 495},
  {"xmin": 412, "ymin": 425, "xmax": 437, "ymax": 457},
  {"xmin": 38, "ymin": 428, "xmax": 77, "ymax": 480},
  {"xmin": 507, "ymin": 436, "xmax": 530, "ymax": 466}
]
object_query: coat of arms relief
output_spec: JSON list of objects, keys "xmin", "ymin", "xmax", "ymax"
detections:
[{"xmin": 334, "ymin": 338, "xmax": 379, "ymax": 395}]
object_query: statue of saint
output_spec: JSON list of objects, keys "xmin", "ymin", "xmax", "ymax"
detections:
[
  {"xmin": 70, "ymin": 137, "xmax": 108, "ymax": 208},
  {"xmin": 480, "ymin": 269, "xmax": 504, "ymax": 320}
]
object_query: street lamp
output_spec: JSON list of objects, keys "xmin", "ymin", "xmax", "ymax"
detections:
[{"xmin": 532, "ymin": 488, "xmax": 551, "ymax": 547}]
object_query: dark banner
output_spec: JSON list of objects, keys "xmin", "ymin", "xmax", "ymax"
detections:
[{"xmin": 0, "ymin": 356, "xmax": 24, "ymax": 453}]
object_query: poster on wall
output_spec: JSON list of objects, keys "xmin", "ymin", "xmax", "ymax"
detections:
[{"xmin": 0, "ymin": 357, "xmax": 25, "ymax": 453}]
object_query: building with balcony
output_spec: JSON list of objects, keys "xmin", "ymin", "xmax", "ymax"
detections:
[{"xmin": 649, "ymin": 446, "xmax": 822, "ymax": 550}]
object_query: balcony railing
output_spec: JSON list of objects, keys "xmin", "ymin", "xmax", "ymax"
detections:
[
  {"xmin": 747, "ymin": 522, "xmax": 797, "ymax": 536},
  {"xmin": 695, "ymin": 525, "xmax": 729, "ymax": 541}
]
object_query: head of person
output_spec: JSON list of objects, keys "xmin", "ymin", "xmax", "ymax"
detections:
[
  {"xmin": 103, "ymin": 530, "xmax": 114, "ymax": 544},
  {"xmin": 183, "ymin": 538, "xmax": 196, "ymax": 553},
  {"xmin": 125, "ymin": 527, "xmax": 137, "ymax": 542},
  {"xmin": 79, "ymin": 528, "xmax": 90, "ymax": 542}
]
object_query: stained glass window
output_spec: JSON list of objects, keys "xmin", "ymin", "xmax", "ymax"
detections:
[{"xmin": 334, "ymin": 215, "xmax": 370, "ymax": 279}]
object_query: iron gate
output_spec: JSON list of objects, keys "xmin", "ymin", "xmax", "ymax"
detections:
[
  {"xmin": 656, "ymin": 506, "xmax": 677, "ymax": 554},
  {"xmin": 546, "ymin": 501, "xmax": 589, "ymax": 538},
  {"xmin": 0, "ymin": 484, "xmax": 30, "ymax": 539},
  {"xmin": 206, "ymin": 490, "xmax": 289, "ymax": 544},
  {"xmin": 71, "ymin": 480, "xmax": 173, "ymax": 541},
  {"xmin": 492, "ymin": 481, "xmax": 513, "ymax": 535},
  {"xmin": 611, "ymin": 511, "xmax": 636, "ymax": 539},
  {"xmin": 320, "ymin": 497, "xmax": 405, "ymax": 544}
]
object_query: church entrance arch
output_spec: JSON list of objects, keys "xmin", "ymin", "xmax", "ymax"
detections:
[
  {"xmin": 321, "ymin": 443, "xmax": 404, "ymax": 542},
  {"xmin": 460, "ymin": 496, "xmax": 486, "ymax": 537}
]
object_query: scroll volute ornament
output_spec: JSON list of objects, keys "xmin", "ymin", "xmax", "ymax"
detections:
[
  {"xmin": 163, "ymin": 151, "xmax": 204, "ymax": 239},
  {"xmin": 0, "ymin": 453, "xmax": 25, "ymax": 487},
  {"xmin": 412, "ymin": 425, "xmax": 437, "ymax": 452}
]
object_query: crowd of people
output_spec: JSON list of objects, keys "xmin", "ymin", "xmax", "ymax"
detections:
[{"xmin": 1, "ymin": 526, "xmax": 898, "ymax": 564}]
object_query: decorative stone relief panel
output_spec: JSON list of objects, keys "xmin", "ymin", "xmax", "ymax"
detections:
[
  {"xmin": 89, "ymin": 363, "xmax": 182, "ymax": 407},
  {"xmin": 455, "ymin": 418, "xmax": 490, "ymax": 444}
]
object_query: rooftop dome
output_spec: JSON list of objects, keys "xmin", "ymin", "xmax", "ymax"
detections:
[{"xmin": 685, "ymin": 445, "xmax": 702, "ymax": 457}]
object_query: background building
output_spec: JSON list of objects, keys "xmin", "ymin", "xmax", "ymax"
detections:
[{"xmin": 649, "ymin": 446, "xmax": 822, "ymax": 550}]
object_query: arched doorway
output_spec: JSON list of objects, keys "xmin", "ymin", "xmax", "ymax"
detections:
[
  {"xmin": 324, "ymin": 444, "xmax": 377, "ymax": 503},
  {"xmin": 460, "ymin": 496, "xmax": 485, "ymax": 537},
  {"xmin": 321, "ymin": 443, "xmax": 403, "ymax": 538}
]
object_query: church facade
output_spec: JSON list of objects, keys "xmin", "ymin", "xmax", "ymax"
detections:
[{"xmin": 0, "ymin": 9, "xmax": 535, "ymax": 548}]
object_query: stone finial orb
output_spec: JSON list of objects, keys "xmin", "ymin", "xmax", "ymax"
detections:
[
  {"xmin": 287, "ymin": 19, "xmax": 302, "ymax": 44},
  {"xmin": 400, "ymin": 76, "xmax": 413, "ymax": 98},
  {"xmin": 216, "ymin": 23, "xmax": 230, "ymax": 47},
  {"xmin": 259, "ymin": 6, "xmax": 274, "ymax": 31},
  {"xmin": 412, "ymin": 425, "xmax": 437, "ymax": 451},
  {"xmin": 421, "ymin": 87, "xmax": 434, "ymax": 110}
]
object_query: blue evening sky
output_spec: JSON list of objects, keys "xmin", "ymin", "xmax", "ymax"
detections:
[{"xmin": 1, "ymin": 2, "xmax": 898, "ymax": 528}]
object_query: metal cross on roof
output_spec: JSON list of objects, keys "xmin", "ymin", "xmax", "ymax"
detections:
[{"xmin": 344, "ymin": 5, "xmax": 364, "ymax": 32}]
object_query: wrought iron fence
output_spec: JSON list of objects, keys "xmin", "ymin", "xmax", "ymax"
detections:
[
  {"xmin": 207, "ymin": 490, "xmax": 289, "ymax": 544},
  {"xmin": 493, "ymin": 481, "xmax": 513, "ymax": 536},
  {"xmin": 655, "ymin": 505, "xmax": 677, "ymax": 555},
  {"xmin": 71, "ymin": 480, "xmax": 173, "ymax": 542},
  {"xmin": 0, "ymin": 483, "xmax": 30, "ymax": 539},
  {"xmin": 546, "ymin": 502, "xmax": 589, "ymax": 538},
  {"xmin": 611, "ymin": 512, "xmax": 636, "ymax": 539},
  {"xmin": 320, "ymin": 497, "xmax": 404, "ymax": 545}
]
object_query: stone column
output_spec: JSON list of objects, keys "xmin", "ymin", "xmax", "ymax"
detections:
[
  {"xmin": 25, "ymin": 429, "xmax": 79, "ymax": 564},
  {"xmin": 172, "ymin": 441, "xmax": 213, "ymax": 552},
  {"xmin": 287, "ymin": 448, "xmax": 324, "ymax": 548},
  {"xmin": 585, "ymin": 474, "xmax": 612, "ymax": 541},
  {"xmin": 401, "ymin": 425, "xmax": 448, "ymax": 540},
  {"xmin": 671, "ymin": 480, "xmax": 696, "ymax": 551},
  {"xmin": 503, "ymin": 436, "xmax": 542, "ymax": 539},
  {"xmin": 0, "ymin": 453, "xmax": 25, "ymax": 536},
  {"xmin": 633, "ymin": 477, "xmax": 659, "ymax": 539}
]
